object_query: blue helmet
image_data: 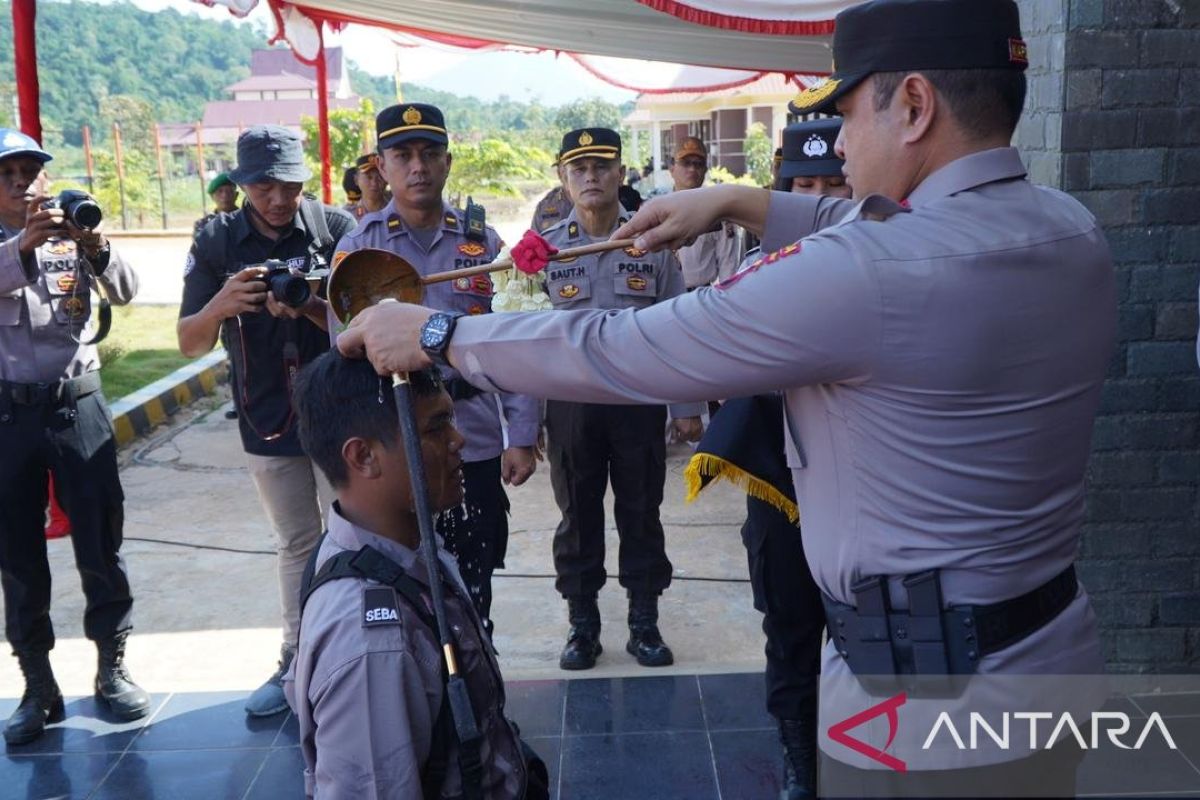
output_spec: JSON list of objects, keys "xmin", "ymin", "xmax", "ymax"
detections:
[{"xmin": 0, "ymin": 129, "xmax": 52, "ymax": 164}]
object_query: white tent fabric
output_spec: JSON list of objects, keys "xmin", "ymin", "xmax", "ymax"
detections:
[{"xmin": 197, "ymin": 0, "xmax": 845, "ymax": 73}]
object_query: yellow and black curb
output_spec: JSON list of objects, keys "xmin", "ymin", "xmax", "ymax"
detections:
[{"xmin": 109, "ymin": 350, "xmax": 229, "ymax": 446}]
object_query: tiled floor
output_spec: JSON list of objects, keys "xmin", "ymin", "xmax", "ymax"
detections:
[
  {"xmin": 7, "ymin": 674, "xmax": 1200, "ymax": 799},
  {"xmin": 0, "ymin": 673, "xmax": 780, "ymax": 800}
]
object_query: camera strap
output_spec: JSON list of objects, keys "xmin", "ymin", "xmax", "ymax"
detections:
[{"xmin": 81, "ymin": 279, "xmax": 111, "ymax": 345}]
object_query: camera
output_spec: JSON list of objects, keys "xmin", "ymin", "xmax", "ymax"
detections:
[
  {"xmin": 43, "ymin": 190, "xmax": 103, "ymax": 231},
  {"xmin": 259, "ymin": 259, "xmax": 311, "ymax": 309}
]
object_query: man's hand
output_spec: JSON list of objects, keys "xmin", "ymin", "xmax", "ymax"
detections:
[
  {"xmin": 612, "ymin": 184, "xmax": 770, "ymax": 252},
  {"xmin": 337, "ymin": 300, "xmax": 437, "ymax": 375},
  {"xmin": 501, "ymin": 445, "xmax": 537, "ymax": 486},
  {"xmin": 18, "ymin": 194, "xmax": 65, "ymax": 257},
  {"xmin": 206, "ymin": 266, "xmax": 268, "ymax": 320},
  {"xmin": 64, "ymin": 215, "xmax": 108, "ymax": 259},
  {"xmin": 672, "ymin": 416, "xmax": 704, "ymax": 443}
]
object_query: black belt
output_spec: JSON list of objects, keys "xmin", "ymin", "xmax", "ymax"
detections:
[
  {"xmin": 0, "ymin": 372, "xmax": 102, "ymax": 406},
  {"xmin": 445, "ymin": 377, "xmax": 484, "ymax": 402},
  {"xmin": 824, "ymin": 565, "xmax": 1078, "ymax": 693}
]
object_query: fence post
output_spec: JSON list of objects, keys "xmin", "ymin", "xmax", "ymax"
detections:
[
  {"xmin": 112, "ymin": 122, "xmax": 129, "ymax": 230},
  {"xmin": 153, "ymin": 123, "xmax": 168, "ymax": 230},
  {"xmin": 82, "ymin": 125, "xmax": 94, "ymax": 195}
]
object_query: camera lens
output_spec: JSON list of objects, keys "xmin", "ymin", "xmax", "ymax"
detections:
[
  {"xmin": 270, "ymin": 271, "xmax": 310, "ymax": 309},
  {"xmin": 68, "ymin": 200, "xmax": 103, "ymax": 230}
]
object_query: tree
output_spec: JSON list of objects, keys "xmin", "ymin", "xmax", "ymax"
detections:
[
  {"xmin": 299, "ymin": 98, "xmax": 376, "ymax": 193},
  {"xmin": 89, "ymin": 150, "xmax": 159, "ymax": 230},
  {"xmin": 744, "ymin": 122, "xmax": 774, "ymax": 187},
  {"xmin": 99, "ymin": 96, "xmax": 156, "ymax": 153},
  {"xmin": 445, "ymin": 138, "xmax": 552, "ymax": 207},
  {"xmin": 554, "ymin": 97, "xmax": 623, "ymax": 132}
]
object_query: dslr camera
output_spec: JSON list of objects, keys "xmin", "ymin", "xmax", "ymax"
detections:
[
  {"xmin": 254, "ymin": 259, "xmax": 311, "ymax": 309},
  {"xmin": 43, "ymin": 190, "xmax": 103, "ymax": 231}
]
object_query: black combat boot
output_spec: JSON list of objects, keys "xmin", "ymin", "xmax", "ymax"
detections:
[
  {"xmin": 626, "ymin": 593, "xmax": 674, "ymax": 667},
  {"xmin": 559, "ymin": 595, "xmax": 602, "ymax": 671},
  {"xmin": 95, "ymin": 631, "xmax": 151, "ymax": 721},
  {"xmin": 4, "ymin": 650, "xmax": 65, "ymax": 746},
  {"xmin": 778, "ymin": 714, "xmax": 818, "ymax": 799}
]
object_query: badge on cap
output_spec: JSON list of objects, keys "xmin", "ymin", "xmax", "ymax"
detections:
[
  {"xmin": 1008, "ymin": 38, "xmax": 1029, "ymax": 65},
  {"xmin": 626, "ymin": 276, "xmax": 647, "ymax": 291},
  {"xmin": 559, "ymin": 284, "xmax": 580, "ymax": 299},
  {"xmin": 402, "ymin": 106, "xmax": 423, "ymax": 125},
  {"xmin": 579, "ymin": 131, "xmax": 593, "ymax": 146},
  {"xmin": 802, "ymin": 135, "xmax": 829, "ymax": 158},
  {"xmin": 458, "ymin": 242, "xmax": 486, "ymax": 257}
]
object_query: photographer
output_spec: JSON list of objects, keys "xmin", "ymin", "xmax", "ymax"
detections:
[
  {"xmin": 0, "ymin": 129, "xmax": 147, "ymax": 745},
  {"xmin": 177, "ymin": 125, "xmax": 355, "ymax": 718}
]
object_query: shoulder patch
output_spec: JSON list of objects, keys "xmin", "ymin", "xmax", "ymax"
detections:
[
  {"xmin": 362, "ymin": 586, "xmax": 402, "ymax": 627},
  {"xmin": 715, "ymin": 242, "xmax": 803, "ymax": 291},
  {"xmin": 444, "ymin": 212, "xmax": 459, "ymax": 228}
]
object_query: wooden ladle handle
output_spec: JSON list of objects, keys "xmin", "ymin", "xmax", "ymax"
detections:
[{"xmin": 422, "ymin": 238, "xmax": 638, "ymax": 285}]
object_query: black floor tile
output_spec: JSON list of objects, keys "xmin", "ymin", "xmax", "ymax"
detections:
[
  {"xmin": 711, "ymin": 728, "xmax": 784, "ymax": 800},
  {"xmin": 1077, "ymin": 714, "xmax": 1200, "ymax": 797},
  {"xmin": 275, "ymin": 712, "xmax": 300, "ymax": 747},
  {"xmin": 92, "ymin": 748, "xmax": 269, "ymax": 800},
  {"xmin": 526, "ymin": 735, "xmax": 562, "ymax": 800},
  {"xmin": 1130, "ymin": 692, "xmax": 1200, "ymax": 719},
  {"xmin": 0, "ymin": 752, "xmax": 117, "ymax": 799},
  {"xmin": 565, "ymin": 676, "xmax": 704, "ymax": 735},
  {"xmin": 699, "ymin": 672, "xmax": 774, "ymax": 731},
  {"xmin": 244, "ymin": 747, "xmax": 306, "ymax": 800},
  {"xmin": 559, "ymin": 731, "xmax": 718, "ymax": 800},
  {"xmin": 128, "ymin": 691, "xmax": 286, "ymax": 751},
  {"xmin": 506, "ymin": 679, "xmax": 567, "ymax": 738},
  {"xmin": 2, "ymin": 694, "xmax": 168, "ymax": 755}
]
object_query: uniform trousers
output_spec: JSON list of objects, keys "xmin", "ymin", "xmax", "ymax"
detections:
[
  {"xmin": 545, "ymin": 400, "xmax": 673, "ymax": 599},
  {"xmin": 245, "ymin": 454, "xmax": 332, "ymax": 647},
  {"xmin": 741, "ymin": 495, "xmax": 824, "ymax": 720},
  {"xmin": 436, "ymin": 456, "xmax": 509, "ymax": 626},
  {"xmin": 0, "ymin": 389, "xmax": 131, "ymax": 652}
]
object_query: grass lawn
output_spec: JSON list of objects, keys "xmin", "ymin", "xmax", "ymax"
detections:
[{"xmin": 98, "ymin": 305, "xmax": 196, "ymax": 400}]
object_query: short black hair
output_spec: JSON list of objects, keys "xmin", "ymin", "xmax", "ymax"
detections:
[
  {"xmin": 293, "ymin": 350, "xmax": 445, "ymax": 487},
  {"xmin": 342, "ymin": 167, "xmax": 360, "ymax": 197},
  {"xmin": 872, "ymin": 69, "xmax": 1027, "ymax": 140}
]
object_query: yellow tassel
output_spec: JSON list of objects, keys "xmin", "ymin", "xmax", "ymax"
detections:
[{"xmin": 684, "ymin": 453, "xmax": 799, "ymax": 524}]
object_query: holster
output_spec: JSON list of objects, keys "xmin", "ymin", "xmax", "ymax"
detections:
[{"xmin": 824, "ymin": 565, "xmax": 1077, "ymax": 698}]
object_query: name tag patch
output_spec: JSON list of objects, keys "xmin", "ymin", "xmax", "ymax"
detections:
[{"xmin": 363, "ymin": 586, "xmax": 402, "ymax": 627}]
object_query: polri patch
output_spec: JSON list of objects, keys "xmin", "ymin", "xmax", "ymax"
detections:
[{"xmin": 362, "ymin": 586, "xmax": 402, "ymax": 627}]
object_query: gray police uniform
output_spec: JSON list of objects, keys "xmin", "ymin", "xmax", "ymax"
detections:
[
  {"xmin": 445, "ymin": 147, "xmax": 1115, "ymax": 770},
  {"xmin": 530, "ymin": 186, "xmax": 572, "ymax": 234},
  {"xmin": 0, "ymin": 222, "xmax": 139, "ymax": 651},
  {"xmin": 332, "ymin": 203, "xmax": 540, "ymax": 626},
  {"xmin": 284, "ymin": 504, "xmax": 526, "ymax": 799},
  {"xmin": 675, "ymin": 223, "xmax": 743, "ymax": 288},
  {"xmin": 539, "ymin": 208, "xmax": 704, "ymax": 599}
]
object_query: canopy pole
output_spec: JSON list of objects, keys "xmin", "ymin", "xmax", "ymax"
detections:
[
  {"xmin": 12, "ymin": 0, "xmax": 40, "ymax": 142},
  {"xmin": 316, "ymin": 22, "xmax": 332, "ymax": 204}
]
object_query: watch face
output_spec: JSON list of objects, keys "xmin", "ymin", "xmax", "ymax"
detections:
[{"xmin": 421, "ymin": 313, "xmax": 452, "ymax": 350}]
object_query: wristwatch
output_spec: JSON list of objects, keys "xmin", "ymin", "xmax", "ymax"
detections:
[{"xmin": 420, "ymin": 311, "xmax": 464, "ymax": 368}]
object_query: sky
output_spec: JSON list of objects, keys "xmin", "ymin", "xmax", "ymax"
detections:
[{"xmin": 122, "ymin": 0, "xmax": 642, "ymax": 106}]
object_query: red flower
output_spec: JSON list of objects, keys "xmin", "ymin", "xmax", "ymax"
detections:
[{"xmin": 511, "ymin": 229, "xmax": 559, "ymax": 275}]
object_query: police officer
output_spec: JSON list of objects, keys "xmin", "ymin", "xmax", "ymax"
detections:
[
  {"xmin": 536, "ymin": 128, "xmax": 704, "ymax": 671},
  {"xmin": 669, "ymin": 136, "xmax": 743, "ymax": 288},
  {"xmin": 331, "ymin": 103, "xmax": 540, "ymax": 635},
  {"xmin": 178, "ymin": 125, "xmax": 356, "ymax": 718},
  {"xmin": 338, "ymin": 0, "xmax": 1114, "ymax": 794},
  {"xmin": 693, "ymin": 119, "xmax": 849, "ymax": 799},
  {"xmin": 341, "ymin": 166, "xmax": 363, "ymax": 218},
  {"xmin": 195, "ymin": 172, "xmax": 239, "ymax": 237},
  {"xmin": 353, "ymin": 153, "xmax": 390, "ymax": 216},
  {"xmin": 530, "ymin": 157, "xmax": 573, "ymax": 233},
  {"xmin": 0, "ymin": 129, "xmax": 149, "ymax": 744}
]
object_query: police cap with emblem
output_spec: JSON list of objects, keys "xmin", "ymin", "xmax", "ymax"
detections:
[
  {"xmin": 558, "ymin": 128, "xmax": 621, "ymax": 166},
  {"xmin": 779, "ymin": 119, "xmax": 844, "ymax": 179},
  {"xmin": 673, "ymin": 136, "xmax": 707, "ymax": 163},
  {"xmin": 356, "ymin": 153, "xmax": 380, "ymax": 173},
  {"xmin": 789, "ymin": 0, "xmax": 1028, "ymax": 116},
  {"xmin": 377, "ymin": 103, "xmax": 448, "ymax": 150},
  {"xmin": 0, "ymin": 128, "xmax": 52, "ymax": 164}
]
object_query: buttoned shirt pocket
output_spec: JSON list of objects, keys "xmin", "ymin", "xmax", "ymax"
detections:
[
  {"xmin": 546, "ymin": 274, "xmax": 592, "ymax": 308},
  {"xmin": 0, "ymin": 293, "xmax": 20, "ymax": 326},
  {"xmin": 612, "ymin": 272, "xmax": 657, "ymax": 308},
  {"xmin": 449, "ymin": 274, "xmax": 495, "ymax": 317}
]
